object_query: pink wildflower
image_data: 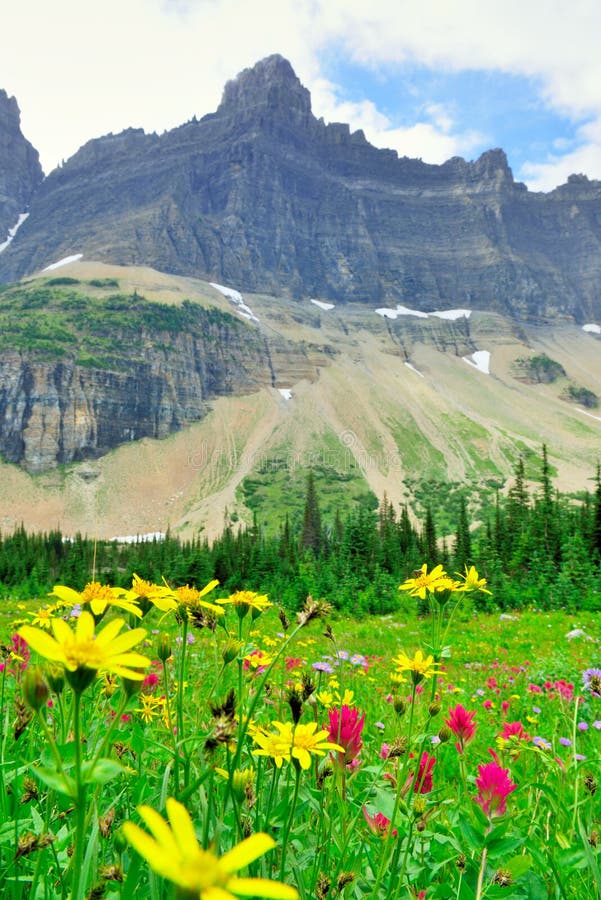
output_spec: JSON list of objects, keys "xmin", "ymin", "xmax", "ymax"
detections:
[
  {"xmin": 327, "ymin": 705, "xmax": 364, "ymax": 765},
  {"xmin": 474, "ymin": 760, "xmax": 517, "ymax": 818},
  {"xmin": 500, "ymin": 721, "xmax": 530, "ymax": 742},
  {"xmin": 445, "ymin": 704, "xmax": 477, "ymax": 754},
  {"xmin": 362, "ymin": 806, "xmax": 397, "ymax": 837},
  {"xmin": 404, "ymin": 751, "xmax": 436, "ymax": 795}
]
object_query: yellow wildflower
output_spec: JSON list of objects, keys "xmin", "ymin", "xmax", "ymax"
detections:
[
  {"xmin": 51, "ymin": 582, "xmax": 143, "ymax": 620},
  {"xmin": 18, "ymin": 610, "xmax": 150, "ymax": 692},
  {"xmin": 217, "ymin": 590, "xmax": 272, "ymax": 619},
  {"xmin": 393, "ymin": 649, "xmax": 442, "ymax": 685},
  {"xmin": 399, "ymin": 564, "xmax": 456, "ymax": 599},
  {"xmin": 454, "ymin": 566, "xmax": 492, "ymax": 595},
  {"xmin": 174, "ymin": 581, "xmax": 223, "ymax": 616},
  {"xmin": 291, "ymin": 722, "xmax": 343, "ymax": 770},
  {"xmin": 123, "ymin": 797, "xmax": 298, "ymax": 899},
  {"xmin": 125, "ymin": 574, "xmax": 178, "ymax": 613}
]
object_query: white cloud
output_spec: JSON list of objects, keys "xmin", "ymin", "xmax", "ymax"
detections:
[
  {"xmin": 310, "ymin": 78, "xmax": 486, "ymax": 164},
  {"xmin": 520, "ymin": 117, "xmax": 601, "ymax": 190},
  {"xmin": 3, "ymin": 0, "xmax": 601, "ymax": 185}
]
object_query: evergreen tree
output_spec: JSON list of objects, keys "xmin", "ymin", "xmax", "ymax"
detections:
[{"xmin": 300, "ymin": 471, "xmax": 322, "ymax": 554}]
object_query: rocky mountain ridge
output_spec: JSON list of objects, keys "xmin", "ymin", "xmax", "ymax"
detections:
[
  {"xmin": 2, "ymin": 56, "xmax": 601, "ymax": 322},
  {"xmin": 0, "ymin": 90, "xmax": 42, "ymax": 248}
]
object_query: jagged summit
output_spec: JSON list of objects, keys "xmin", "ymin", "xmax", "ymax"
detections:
[
  {"xmin": 216, "ymin": 54, "xmax": 313, "ymax": 132},
  {"xmin": 0, "ymin": 90, "xmax": 43, "ymax": 243},
  {"xmin": 2, "ymin": 58, "xmax": 601, "ymax": 321}
]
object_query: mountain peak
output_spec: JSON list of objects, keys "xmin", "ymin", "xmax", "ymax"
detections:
[{"xmin": 218, "ymin": 54, "xmax": 312, "ymax": 122}]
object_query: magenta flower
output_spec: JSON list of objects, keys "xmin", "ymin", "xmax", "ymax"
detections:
[
  {"xmin": 327, "ymin": 705, "xmax": 364, "ymax": 765},
  {"xmin": 403, "ymin": 751, "xmax": 436, "ymax": 795},
  {"xmin": 445, "ymin": 704, "xmax": 476, "ymax": 753},
  {"xmin": 500, "ymin": 720, "xmax": 530, "ymax": 742},
  {"xmin": 474, "ymin": 760, "xmax": 517, "ymax": 818},
  {"xmin": 362, "ymin": 806, "xmax": 397, "ymax": 837}
]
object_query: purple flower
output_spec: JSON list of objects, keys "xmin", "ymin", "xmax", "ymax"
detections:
[
  {"xmin": 559, "ymin": 737, "xmax": 572, "ymax": 747},
  {"xmin": 375, "ymin": 721, "xmax": 385, "ymax": 730},
  {"xmin": 578, "ymin": 722, "xmax": 589, "ymax": 732},
  {"xmin": 583, "ymin": 668, "xmax": 601, "ymax": 697},
  {"xmin": 533, "ymin": 736, "xmax": 552, "ymax": 750},
  {"xmin": 186, "ymin": 633, "xmax": 195, "ymax": 645},
  {"xmin": 574, "ymin": 753, "xmax": 587, "ymax": 761},
  {"xmin": 593, "ymin": 721, "xmax": 601, "ymax": 731},
  {"xmin": 532, "ymin": 706, "xmax": 541, "ymax": 715},
  {"xmin": 313, "ymin": 661, "xmax": 334, "ymax": 674},
  {"xmin": 336, "ymin": 650, "xmax": 349, "ymax": 661}
]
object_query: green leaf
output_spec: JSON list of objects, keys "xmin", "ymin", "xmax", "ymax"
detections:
[
  {"xmin": 505, "ymin": 853, "xmax": 533, "ymax": 879},
  {"xmin": 31, "ymin": 765, "xmax": 76, "ymax": 798},
  {"xmin": 458, "ymin": 816, "xmax": 485, "ymax": 851},
  {"xmin": 81, "ymin": 758, "xmax": 128, "ymax": 786}
]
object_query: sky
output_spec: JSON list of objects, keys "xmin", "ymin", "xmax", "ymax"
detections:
[{"xmin": 3, "ymin": 0, "xmax": 601, "ymax": 192}]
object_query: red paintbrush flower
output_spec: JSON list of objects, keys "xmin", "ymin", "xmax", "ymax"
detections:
[
  {"xmin": 362, "ymin": 807, "xmax": 397, "ymax": 837},
  {"xmin": 474, "ymin": 760, "xmax": 517, "ymax": 818},
  {"xmin": 445, "ymin": 703, "xmax": 477, "ymax": 753},
  {"xmin": 327, "ymin": 705, "xmax": 365, "ymax": 765}
]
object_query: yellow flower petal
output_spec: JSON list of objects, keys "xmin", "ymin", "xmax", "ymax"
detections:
[
  {"xmin": 228, "ymin": 877, "xmax": 299, "ymax": 898},
  {"xmin": 220, "ymin": 833, "xmax": 276, "ymax": 873}
]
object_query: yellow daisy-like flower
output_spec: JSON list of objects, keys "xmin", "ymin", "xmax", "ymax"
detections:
[
  {"xmin": 398, "ymin": 564, "xmax": 455, "ymax": 599},
  {"xmin": 123, "ymin": 797, "xmax": 298, "ymax": 900},
  {"xmin": 29, "ymin": 606, "xmax": 57, "ymax": 629},
  {"xmin": 252, "ymin": 722, "xmax": 293, "ymax": 768},
  {"xmin": 136, "ymin": 693, "xmax": 165, "ymax": 724},
  {"xmin": 18, "ymin": 610, "xmax": 150, "ymax": 692},
  {"xmin": 125, "ymin": 573, "xmax": 178, "ymax": 613},
  {"xmin": 51, "ymin": 582, "xmax": 143, "ymax": 620},
  {"xmin": 290, "ymin": 723, "xmax": 343, "ymax": 770},
  {"xmin": 217, "ymin": 591, "xmax": 272, "ymax": 619},
  {"xmin": 252, "ymin": 721, "xmax": 343, "ymax": 771},
  {"xmin": 454, "ymin": 565, "xmax": 492, "ymax": 595},
  {"xmin": 393, "ymin": 649, "xmax": 442, "ymax": 685},
  {"xmin": 175, "ymin": 581, "xmax": 223, "ymax": 616}
]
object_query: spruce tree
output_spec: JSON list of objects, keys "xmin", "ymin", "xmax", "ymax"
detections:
[{"xmin": 300, "ymin": 471, "xmax": 322, "ymax": 554}]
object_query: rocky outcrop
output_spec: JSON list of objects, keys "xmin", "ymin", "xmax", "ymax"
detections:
[
  {"xmin": 0, "ymin": 91, "xmax": 43, "ymax": 248},
  {"xmin": 0, "ymin": 289, "xmax": 315, "ymax": 472},
  {"xmin": 2, "ymin": 57, "xmax": 601, "ymax": 322}
]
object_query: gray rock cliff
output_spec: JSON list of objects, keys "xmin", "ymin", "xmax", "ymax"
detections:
[
  {"xmin": 0, "ymin": 91, "xmax": 43, "ymax": 248},
  {"xmin": 1, "ymin": 56, "xmax": 601, "ymax": 322}
]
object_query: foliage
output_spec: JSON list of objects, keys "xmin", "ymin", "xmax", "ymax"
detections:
[
  {"xmin": 512, "ymin": 353, "xmax": 566, "ymax": 383},
  {"xmin": 0, "ymin": 571, "xmax": 598, "ymax": 898},
  {"xmin": 0, "ymin": 281, "xmax": 247, "ymax": 368},
  {"xmin": 563, "ymin": 384, "xmax": 599, "ymax": 408}
]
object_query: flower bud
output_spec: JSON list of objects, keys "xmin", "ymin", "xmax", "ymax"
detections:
[
  {"xmin": 22, "ymin": 666, "xmax": 49, "ymax": 711},
  {"xmin": 428, "ymin": 701, "xmax": 441, "ymax": 718},
  {"xmin": 156, "ymin": 633, "xmax": 172, "ymax": 662},
  {"xmin": 394, "ymin": 697, "xmax": 407, "ymax": 716},
  {"xmin": 438, "ymin": 724, "xmax": 452, "ymax": 743},
  {"xmin": 45, "ymin": 664, "xmax": 65, "ymax": 695},
  {"xmin": 413, "ymin": 797, "xmax": 426, "ymax": 816},
  {"xmin": 221, "ymin": 637, "xmax": 243, "ymax": 666}
]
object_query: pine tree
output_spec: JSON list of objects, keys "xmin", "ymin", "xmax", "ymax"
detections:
[{"xmin": 300, "ymin": 471, "xmax": 322, "ymax": 554}]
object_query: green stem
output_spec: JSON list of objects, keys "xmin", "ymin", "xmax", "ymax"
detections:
[
  {"xmin": 70, "ymin": 691, "xmax": 87, "ymax": 900},
  {"xmin": 475, "ymin": 844, "xmax": 488, "ymax": 900},
  {"xmin": 373, "ymin": 682, "xmax": 418, "ymax": 894},
  {"xmin": 279, "ymin": 764, "xmax": 302, "ymax": 881}
]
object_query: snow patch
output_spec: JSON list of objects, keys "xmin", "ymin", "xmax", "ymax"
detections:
[
  {"xmin": 310, "ymin": 298, "xmax": 335, "ymax": 311},
  {"xmin": 375, "ymin": 304, "xmax": 429, "ymax": 319},
  {"xmin": 404, "ymin": 361, "xmax": 424, "ymax": 378},
  {"xmin": 110, "ymin": 531, "xmax": 166, "ymax": 544},
  {"xmin": 431, "ymin": 308, "xmax": 472, "ymax": 320},
  {"xmin": 0, "ymin": 212, "xmax": 29, "ymax": 254},
  {"xmin": 574, "ymin": 407, "xmax": 601, "ymax": 423},
  {"xmin": 43, "ymin": 253, "xmax": 83, "ymax": 271},
  {"xmin": 583, "ymin": 323, "xmax": 601, "ymax": 334},
  {"xmin": 462, "ymin": 350, "xmax": 490, "ymax": 374},
  {"xmin": 210, "ymin": 282, "xmax": 259, "ymax": 323},
  {"xmin": 375, "ymin": 305, "xmax": 471, "ymax": 321},
  {"xmin": 278, "ymin": 388, "xmax": 293, "ymax": 400}
]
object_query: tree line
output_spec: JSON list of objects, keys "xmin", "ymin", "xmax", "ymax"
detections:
[{"xmin": 0, "ymin": 447, "xmax": 599, "ymax": 615}]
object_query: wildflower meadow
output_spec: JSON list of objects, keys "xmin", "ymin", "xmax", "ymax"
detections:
[{"xmin": 0, "ymin": 565, "xmax": 599, "ymax": 899}]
